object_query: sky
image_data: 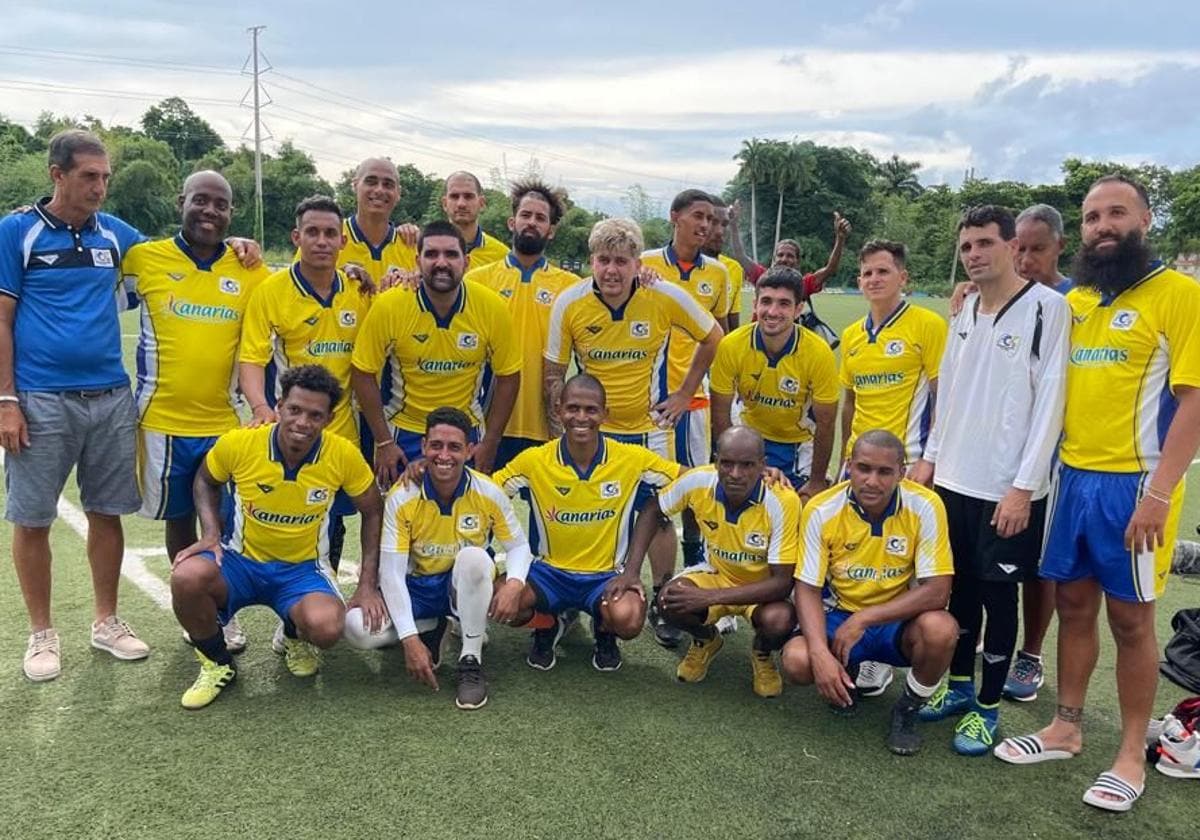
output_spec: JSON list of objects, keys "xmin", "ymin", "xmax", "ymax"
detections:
[{"xmin": 1, "ymin": 0, "xmax": 1196, "ymax": 214}]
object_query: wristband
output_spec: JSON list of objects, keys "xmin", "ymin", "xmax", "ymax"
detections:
[
  {"xmin": 1144, "ymin": 485, "xmax": 1172, "ymax": 505},
  {"xmin": 250, "ymin": 403, "xmax": 268, "ymax": 412},
  {"xmin": 0, "ymin": 395, "xmax": 18, "ymax": 404},
  {"xmin": 375, "ymin": 439, "xmax": 397, "ymax": 450}
]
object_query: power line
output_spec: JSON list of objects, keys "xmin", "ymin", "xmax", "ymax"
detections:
[
  {"xmin": 0, "ymin": 44, "xmax": 240, "ymax": 76},
  {"xmin": 0, "ymin": 78, "xmax": 238, "ymax": 108}
]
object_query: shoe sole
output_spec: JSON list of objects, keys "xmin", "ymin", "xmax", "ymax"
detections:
[
  {"xmin": 857, "ymin": 673, "xmax": 894, "ymax": 697},
  {"xmin": 1155, "ymin": 760, "xmax": 1200, "ymax": 779},
  {"xmin": 592, "ymin": 656, "xmax": 622, "ymax": 672},
  {"xmin": 455, "ymin": 695, "xmax": 489, "ymax": 710},
  {"xmin": 525, "ymin": 656, "xmax": 557, "ymax": 671},
  {"xmin": 90, "ymin": 639, "xmax": 150, "ymax": 661},
  {"xmin": 753, "ymin": 686, "xmax": 782, "ymax": 698},
  {"xmin": 887, "ymin": 743, "xmax": 921, "ymax": 756},
  {"xmin": 24, "ymin": 666, "xmax": 61, "ymax": 682},
  {"xmin": 1002, "ymin": 690, "xmax": 1039, "ymax": 702}
]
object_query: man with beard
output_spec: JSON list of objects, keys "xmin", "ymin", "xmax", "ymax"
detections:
[
  {"xmin": 465, "ymin": 180, "xmax": 578, "ymax": 470},
  {"xmin": 995, "ymin": 175, "xmax": 1200, "ymax": 814},
  {"xmin": 351, "ymin": 221, "xmax": 519, "ymax": 481},
  {"xmin": 907, "ymin": 206, "xmax": 1070, "ymax": 756},
  {"xmin": 705, "ymin": 196, "xmax": 745, "ymax": 328},
  {"xmin": 442, "ymin": 171, "xmax": 508, "ymax": 270}
]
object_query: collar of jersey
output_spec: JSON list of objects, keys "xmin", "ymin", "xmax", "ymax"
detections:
[
  {"xmin": 666, "ymin": 242, "xmax": 704, "ymax": 279},
  {"xmin": 348, "ymin": 214, "xmax": 394, "ymax": 261},
  {"xmin": 1099, "ymin": 260, "xmax": 1166, "ymax": 306},
  {"xmin": 846, "ymin": 485, "xmax": 900, "ymax": 536},
  {"xmin": 506, "ymin": 251, "xmax": 547, "ymax": 283},
  {"xmin": 268, "ymin": 425, "xmax": 323, "ymax": 480},
  {"xmin": 417, "ymin": 283, "xmax": 466, "ymax": 328},
  {"xmin": 421, "ymin": 469, "xmax": 470, "ymax": 515},
  {"xmin": 34, "ymin": 196, "xmax": 98, "ymax": 231},
  {"xmin": 467, "ymin": 226, "xmax": 485, "ymax": 252},
  {"xmin": 715, "ymin": 478, "xmax": 764, "ymax": 522},
  {"xmin": 863, "ymin": 300, "xmax": 908, "ymax": 343},
  {"xmin": 752, "ymin": 323, "xmax": 799, "ymax": 366},
  {"xmin": 591, "ymin": 279, "xmax": 638, "ymax": 320},
  {"xmin": 290, "ymin": 263, "xmax": 343, "ymax": 308},
  {"xmin": 558, "ymin": 435, "xmax": 605, "ymax": 480},
  {"xmin": 173, "ymin": 231, "xmax": 227, "ymax": 271}
]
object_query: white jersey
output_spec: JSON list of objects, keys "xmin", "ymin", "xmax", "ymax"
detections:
[{"xmin": 924, "ymin": 281, "xmax": 1070, "ymax": 502}]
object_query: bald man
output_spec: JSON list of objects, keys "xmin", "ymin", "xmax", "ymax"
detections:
[{"xmin": 324, "ymin": 157, "xmax": 419, "ymax": 285}]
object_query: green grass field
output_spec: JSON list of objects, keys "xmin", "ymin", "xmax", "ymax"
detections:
[{"xmin": 2, "ymin": 294, "xmax": 1197, "ymax": 839}]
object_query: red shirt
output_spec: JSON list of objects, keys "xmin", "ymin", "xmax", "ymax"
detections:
[{"xmin": 746, "ymin": 262, "xmax": 822, "ymax": 297}]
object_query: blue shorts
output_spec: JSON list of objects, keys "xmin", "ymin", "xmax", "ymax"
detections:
[
  {"xmin": 495, "ymin": 435, "xmax": 542, "ymax": 471},
  {"xmin": 764, "ymin": 438, "xmax": 814, "ymax": 486},
  {"xmin": 137, "ymin": 431, "xmax": 219, "ymax": 520},
  {"xmin": 527, "ymin": 562, "xmax": 615, "ymax": 617},
  {"xmin": 1041, "ymin": 465, "xmax": 1181, "ymax": 602},
  {"xmin": 825, "ymin": 608, "xmax": 911, "ymax": 669},
  {"xmin": 394, "ymin": 426, "xmax": 480, "ymax": 465},
  {"xmin": 204, "ymin": 548, "xmax": 340, "ymax": 625},
  {"xmin": 408, "ymin": 571, "xmax": 455, "ymax": 620},
  {"xmin": 673, "ymin": 406, "xmax": 711, "ymax": 467}
]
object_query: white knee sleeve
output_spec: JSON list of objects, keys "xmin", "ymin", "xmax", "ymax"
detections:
[{"xmin": 342, "ymin": 606, "xmax": 399, "ymax": 650}]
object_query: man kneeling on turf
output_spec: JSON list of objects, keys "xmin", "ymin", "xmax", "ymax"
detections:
[
  {"xmin": 171, "ymin": 365, "xmax": 385, "ymax": 709},
  {"xmin": 781, "ymin": 430, "xmax": 958, "ymax": 754},
  {"xmin": 344, "ymin": 407, "xmax": 531, "ymax": 711},
  {"xmin": 619, "ymin": 425, "xmax": 800, "ymax": 696}
]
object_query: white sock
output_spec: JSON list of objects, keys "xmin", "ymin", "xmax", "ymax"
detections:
[
  {"xmin": 452, "ymin": 546, "xmax": 494, "ymax": 662},
  {"xmin": 906, "ymin": 669, "xmax": 939, "ymax": 699}
]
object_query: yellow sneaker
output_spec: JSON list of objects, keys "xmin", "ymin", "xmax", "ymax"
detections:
[
  {"xmin": 181, "ymin": 650, "xmax": 236, "ymax": 710},
  {"xmin": 750, "ymin": 649, "xmax": 783, "ymax": 698},
  {"xmin": 283, "ymin": 636, "xmax": 320, "ymax": 677},
  {"xmin": 676, "ymin": 634, "xmax": 724, "ymax": 683}
]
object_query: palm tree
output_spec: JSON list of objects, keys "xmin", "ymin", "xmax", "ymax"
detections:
[
  {"xmin": 877, "ymin": 154, "xmax": 924, "ymax": 199},
  {"xmin": 769, "ymin": 141, "xmax": 817, "ymax": 251},
  {"xmin": 734, "ymin": 139, "xmax": 770, "ymax": 262}
]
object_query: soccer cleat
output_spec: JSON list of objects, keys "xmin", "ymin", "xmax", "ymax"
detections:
[
  {"xmin": 648, "ymin": 600, "xmax": 683, "ymax": 649},
  {"xmin": 526, "ymin": 616, "xmax": 565, "ymax": 671},
  {"xmin": 222, "ymin": 616, "xmax": 248, "ymax": 654},
  {"xmin": 676, "ymin": 634, "xmax": 724, "ymax": 683},
  {"xmin": 419, "ymin": 618, "xmax": 449, "ymax": 670},
  {"xmin": 1002, "ymin": 652, "xmax": 1044, "ymax": 702},
  {"xmin": 953, "ymin": 710, "xmax": 998, "ymax": 756},
  {"xmin": 90, "ymin": 616, "xmax": 150, "ymax": 661},
  {"xmin": 750, "ymin": 649, "xmax": 782, "ymax": 698},
  {"xmin": 855, "ymin": 661, "xmax": 894, "ymax": 697},
  {"xmin": 592, "ymin": 632, "xmax": 622, "ymax": 672},
  {"xmin": 181, "ymin": 650, "xmax": 236, "ymax": 710},
  {"xmin": 918, "ymin": 681, "xmax": 973, "ymax": 722},
  {"xmin": 282, "ymin": 636, "xmax": 320, "ymax": 677},
  {"xmin": 271, "ymin": 621, "xmax": 287, "ymax": 655},
  {"xmin": 454, "ymin": 655, "xmax": 488, "ymax": 710},
  {"xmin": 887, "ymin": 697, "xmax": 924, "ymax": 755},
  {"xmin": 23, "ymin": 629, "xmax": 61, "ymax": 682}
]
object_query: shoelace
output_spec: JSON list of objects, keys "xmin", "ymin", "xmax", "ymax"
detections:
[
  {"xmin": 926, "ymin": 682, "xmax": 950, "ymax": 710},
  {"xmin": 195, "ymin": 660, "xmax": 232, "ymax": 689},
  {"xmin": 29, "ymin": 634, "xmax": 59, "ymax": 655},
  {"xmin": 1012, "ymin": 657, "xmax": 1039, "ymax": 682},
  {"xmin": 99, "ymin": 618, "xmax": 136, "ymax": 639},
  {"xmin": 956, "ymin": 712, "xmax": 994, "ymax": 744}
]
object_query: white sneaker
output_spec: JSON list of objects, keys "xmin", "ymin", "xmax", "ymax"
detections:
[
  {"xmin": 271, "ymin": 620, "xmax": 287, "ymax": 654},
  {"xmin": 223, "ymin": 616, "xmax": 247, "ymax": 654},
  {"xmin": 90, "ymin": 616, "xmax": 150, "ymax": 661},
  {"xmin": 1156, "ymin": 715, "xmax": 1200, "ymax": 779},
  {"xmin": 855, "ymin": 661, "xmax": 895, "ymax": 696},
  {"xmin": 715, "ymin": 615, "xmax": 739, "ymax": 635},
  {"xmin": 24, "ymin": 629, "xmax": 61, "ymax": 682}
]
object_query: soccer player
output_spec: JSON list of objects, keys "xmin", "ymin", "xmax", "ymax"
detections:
[
  {"xmin": 906, "ymin": 206, "xmax": 1070, "ymax": 755},
  {"xmin": 544, "ymin": 218, "xmax": 721, "ymax": 644},
  {"xmin": 995, "ymin": 175, "xmax": 1200, "ymax": 813},
  {"xmin": 491, "ymin": 373, "xmax": 681, "ymax": 671},
  {"xmin": 343, "ymin": 407, "xmax": 531, "ymax": 710},
  {"xmin": 704, "ymin": 196, "xmax": 745, "ymax": 329},
  {"xmin": 442, "ymin": 171, "xmax": 508, "ymax": 270},
  {"xmin": 465, "ymin": 179, "xmax": 578, "ymax": 470},
  {"xmin": 781, "ymin": 430, "xmax": 958, "ymax": 756},
  {"xmin": 331, "ymin": 157, "xmax": 418, "ymax": 282},
  {"xmin": 351, "ymin": 220, "xmax": 520, "ymax": 480},
  {"xmin": 728, "ymin": 205, "xmax": 851, "ymax": 297},
  {"xmin": 710, "ymin": 267, "xmax": 838, "ymax": 499},
  {"xmin": 169, "ymin": 365, "xmax": 384, "ymax": 709},
  {"xmin": 622, "ymin": 425, "xmax": 800, "ymax": 696}
]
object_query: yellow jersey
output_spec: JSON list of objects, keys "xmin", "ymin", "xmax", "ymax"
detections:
[
  {"xmin": 657, "ymin": 466, "xmax": 800, "ymax": 584},
  {"xmin": 545, "ymin": 278, "xmax": 716, "ymax": 434},
  {"xmin": 207, "ymin": 424, "xmax": 374, "ymax": 565},
  {"xmin": 238, "ymin": 264, "xmax": 371, "ymax": 445},
  {"xmin": 839, "ymin": 301, "xmax": 947, "ymax": 463},
  {"xmin": 350, "ymin": 281, "xmax": 520, "ymax": 434},
  {"xmin": 718, "ymin": 253, "xmax": 744, "ymax": 320},
  {"xmin": 711, "ymin": 323, "xmax": 839, "ymax": 443},
  {"xmin": 493, "ymin": 437, "xmax": 680, "ymax": 573},
  {"xmin": 336, "ymin": 216, "xmax": 417, "ymax": 280},
  {"xmin": 124, "ymin": 235, "xmax": 269, "ymax": 436},
  {"xmin": 795, "ymin": 479, "xmax": 952, "ymax": 613},
  {"xmin": 465, "ymin": 227, "xmax": 509, "ymax": 271},
  {"xmin": 465, "ymin": 253, "xmax": 577, "ymax": 441},
  {"xmin": 640, "ymin": 245, "xmax": 730, "ymax": 396},
  {"xmin": 1061, "ymin": 265, "xmax": 1200, "ymax": 472},
  {"xmin": 382, "ymin": 468, "xmax": 527, "ymax": 577}
]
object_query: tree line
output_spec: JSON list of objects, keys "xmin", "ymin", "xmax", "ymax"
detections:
[{"xmin": 3, "ymin": 98, "xmax": 1199, "ymax": 289}]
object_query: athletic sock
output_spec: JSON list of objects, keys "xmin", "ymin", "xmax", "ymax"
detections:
[
  {"xmin": 906, "ymin": 669, "xmax": 939, "ymax": 700},
  {"xmin": 452, "ymin": 547, "xmax": 493, "ymax": 663},
  {"xmin": 692, "ymin": 624, "xmax": 717, "ymax": 642},
  {"xmin": 979, "ymin": 580, "xmax": 1019, "ymax": 706},
  {"xmin": 979, "ymin": 653, "xmax": 1011, "ymax": 706},
  {"xmin": 193, "ymin": 630, "xmax": 232, "ymax": 666},
  {"xmin": 1016, "ymin": 650, "xmax": 1042, "ymax": 663},
  {"xmin": 681, "ymin": 540, "xmax": 705, "ymax": 568}
]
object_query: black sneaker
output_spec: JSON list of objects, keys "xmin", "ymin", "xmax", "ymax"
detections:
[
  {"xmin": 455, "ymin": 655, "xmax": 488, "ymax": 710},
  {"xmin": 526, "ymin": 617, "xmax": 564, "ymax": 671},
  {"xmin": 828, "ymin": 687, "xmax": 860, "ymax": 717},
  {"xmin": 592, "ymin": 632, "xmax": 622, "ymax": 672},
  {"xmin": 647, "ymin": 600, "xmax": 683, "ymax": 649},
  {"xmin": 419, "ymin": 617, "xmax": 448, "ymax": 670},
  {"xmin": 886, "ymin": 696, "xmax": 924, "ymax": 755}
]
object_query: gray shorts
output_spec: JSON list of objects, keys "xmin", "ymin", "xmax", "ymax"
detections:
[{"xmin": 3, "ymin": 387, "xmax": 141, "ymax": 527}]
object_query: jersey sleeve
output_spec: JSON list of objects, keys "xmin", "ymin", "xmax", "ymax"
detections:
[
  {"xmin": 0, "ymin": 216, "xmax": 25, "ymax": 299},
  {"xmin": 639, "ymin": 448, "xmax": 683, "ymax": 489},
  {"xmin": 660, "ymin": 283, "xmax": 717, "ymax": 341},
  {"xmin": 1164, "ymin": 279, "xmax": 1200, "ymax": 390},
  {"xmin": 809, "ymin": 338, "xmax": 840, "ymax": 404},
  {"xmin": 203, "ymin": 431, "xmax": 239, "ymax": 483},
  {"xmin": 381, "ymin": 488, "xmax": 414, "ymax": 556},
  {"xmin": 349, "ymin": 294, "xmax": 393, "ymax": 375},
  {"xmin": 709, "ymin": 336, "xmax": 737, "ymax": 396},
  {"xmin": 922, "ymin": 311, "xmax": 949, "ymax": 380},
  {"xmin": 795, "ymin": 502, "xmax": 829, "ymax": 585},
  {"xmin": 655, "ymin": 471, "xmax": 698, "ymax": 518},
  {"xmin": 491, "ymin": 449, "xmax": 533, "ymax": 497},
  {"xmin": 544, "ymin": 292, "xmax": 574, "ymax": 366},
  {"xmin": 1012, "ymin": 295, "xmax": 1069, "ymax": 492},
  {"xmin": 913, "ymin": 491, "xmax": 953, "ymax": 579},
  {"xmin": 767, "ymin": 490, "xmax": 801, "ymax": 566},
  {"xmin": 486, "ymin": 298, "xmax": 521, "ymax": 376},
  {"xmin": 238, "ymin": 283, "xmax": 275, "ymax": 365},
  {"xmin": 838, "ymin": 326, "xmax": 856, "ymax": 388}
]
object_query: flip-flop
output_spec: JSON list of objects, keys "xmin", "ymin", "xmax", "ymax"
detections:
[
  {"xmin": 1082, "ymin": 771, "xmax": 1144, "ymax": 813},
  {"xmin": 992, "ymin": 734, "xmax": 1077, "ymax": 765}
]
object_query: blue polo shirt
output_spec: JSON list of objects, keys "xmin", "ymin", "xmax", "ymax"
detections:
[{"xmin": 0, "ymin": 199, "xmax": 144, "ymax": 391}]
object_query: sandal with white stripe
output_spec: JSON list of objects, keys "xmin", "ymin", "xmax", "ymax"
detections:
[
  {"xmin": 1082, "ymin": 771, "xmax": 1144, "ymax": 813},
  {"xmin": 993, "ymin": 734, "xmax": 1078, "ymax": 764}
]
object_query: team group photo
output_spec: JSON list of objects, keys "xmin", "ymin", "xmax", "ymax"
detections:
[{"xmin": 2, "ymin": 4, "xmax": 1199, "ymax": 838}]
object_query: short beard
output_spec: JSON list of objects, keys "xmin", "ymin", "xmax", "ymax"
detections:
[
  {"xmin": 514, "ymin": 231, "xmax": 547, "ymax": 256},
  {"xmin": 1072, "ymin": 230, "xmax": 1152, "ymax": 297}
]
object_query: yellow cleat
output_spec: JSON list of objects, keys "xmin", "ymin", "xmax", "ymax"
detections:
[
  {"xmin": 676, "ymin": 634, "xmax": 724, "ymax": 683},
  {"xmin": 283, "ymin": 637, "xmax": 320, "ymax": 677},
  {"xmin": 181, "ymin": 650, "xmax": 236, "ymax": 710},
  {"xmin": 750, "ymin": 649, "xmax": 783, "ymax": 698}
]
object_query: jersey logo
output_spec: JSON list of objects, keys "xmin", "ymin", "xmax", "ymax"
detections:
[
  {"xmin": 842, "ymin": 542, "xmax": 859, "ymax": 551},
  {"xmin": 745, "ymin": 532, "xmax": 767, "ymax": 549},
  {"xmin": 338, "ymin": 310, "xmax": 357, "ymax": 328},
  {"xmin": 885, "ymin": 536, "xmax": 908, "ymax": 556},
  {"xmin": 586, "ymin": 325, "xmax": 603, "ymax": 335},
  {"xmin": 458, "ymin": 514, "xmax": 480, "ymax": 532},
  {"xmin": 698, "ymin": 281, "xmax": 713, "ymax": 296},
  {"xmin": 884, "ymin": 339, "xmax": 905, "ymax": 357},
  {"xmin": 600, "ymin": 480, "xmax": 621, "ymax": 498},
  {"xmin": 35, "ymin": 253, "xmax": 59, "ymax": 266},
  {"xmin": 847, "ymin": 348, "xmax": 859, "ymax": 357},
  {"xmin": 168, "ymin": 271, "xmax": 185, "ymax": 281},
  {"xmin": 703, "ymin": 519, "xmax": 720, "ymax": 531},
  {"xmin": 457, "ymin": 332, "xmax": 479, "ymax": 349},
  {"xmin": 996, "ymin": 333, "xmax": 1020, "ymax": 354},
  {"xmin": 997, "ymin": 563, "xmax": 1018, "ymax": 575},
  {"xmin": 219, "ymin": 276, "xmax": 240, "ymax": 295},
  {"xmin": 499, "ymin": 289, "xmax": 514, "ymax": 298},
  {"xmin": 629, "ymin": 321, "xmax": 650, "ymax": 339},
  {"xmin": 414, "ymin": 333, "xmax": 429, "ymax": 343},
  {"xmin": 303, "ymin": 316, "xmax": 320, "ymax": 326},
  {"xmin": 91, "ymin": 248, "xmax": 114, "ymax": 268},
  {"xmin": 1110, "ymin": 310, "xmax": 1138, "ymax": 330},
  {"xmin": 305, "ymin": 487, "xmax": 331, "ymax": 505},
  {"xmin": 1071, "ymin": 314, "xmax": 1087, "ymax": 325},
  {"xmin": 535, "ymin": 288, "xmax": 554, "ymax": 305},
  {"xmin": 778, "ymin": 376, "xmax": 800, "ymax": 394},
  {"xmin": 256, "ymin": 483, "xmax": 275, "ymax": 494},
  {"xmin": 957, "ymin": 330, "xmax": 969, "ymax": 340},
  {"xmin": 555, "ymin": 485, "xmax": 571, "ymax": 496}
]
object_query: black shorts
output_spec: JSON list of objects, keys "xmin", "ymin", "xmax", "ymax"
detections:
[{"xmin": 936, "ymin": 486, "xmax": 1047, "ymax": 583}]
